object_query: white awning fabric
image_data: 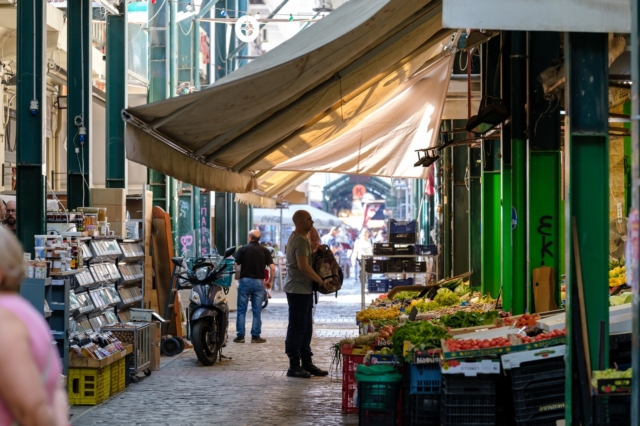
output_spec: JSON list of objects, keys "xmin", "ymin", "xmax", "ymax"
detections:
[
  {"xmin": 253, "ymin": 205, "xmax": 344, "ymax": 230},
  {"xmin": 122, "ymin": 0, "xmax": 451, "ymax": 195},
  {"xmin": 272, "ymin": 55, "xmax": 454, "ymax": 178}
]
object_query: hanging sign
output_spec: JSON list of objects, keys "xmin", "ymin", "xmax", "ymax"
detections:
[
  {"xmin": 235, "ymin": 15, "xmax": 260, "ymax": 43},
  {"xmin": 352, "ymin": 184, "xmax": 367, "ymax": 198}
]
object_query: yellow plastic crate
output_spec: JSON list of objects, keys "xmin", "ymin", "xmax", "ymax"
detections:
[
  {"xmin": 110, "ymin": 358, "xmax": 126, "ymax": 395},
  {"xmin": 68, "ymin": 365, "xmax": 111, "ymax": 405}
]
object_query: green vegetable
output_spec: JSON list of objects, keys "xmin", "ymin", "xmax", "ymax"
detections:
[
  {"xmin": 440, "ymin": 278, "xmax": 462, "ymax": 290},
  {"xmin": 454, "ymin": 283, "xmax": 471, "ymax": 296},
  {"xmin": 439, "ymin": 310, "xmax": 500, "ymax": 329},
  {"xmin": 393, "ymin": 291, "xmax": 420, "ymax": 301},
  {"xmin": 390, "ymin": 320, "xmax": 449, "ymax": 361},
  {"xmin": 434, "ymin": 291, "xmax": 461, "ymax": 307},
  {"xmin": 415, "ymin": 300, "xmax": 440, "ymax": 312}
]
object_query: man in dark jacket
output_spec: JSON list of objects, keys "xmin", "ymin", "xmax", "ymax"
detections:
[{"xmin": 233, "ymin": 230, "xmax": 275, "ymax": 343}]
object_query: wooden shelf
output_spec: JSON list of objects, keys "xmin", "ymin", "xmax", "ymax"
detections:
[{"xmin": 49, "ymin": 268, "xmax": 88, "ymax": 277}]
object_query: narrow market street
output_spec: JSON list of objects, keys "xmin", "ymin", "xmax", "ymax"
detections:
[{"xmin": 71, "ymin": 278, "xmax": 366, "ymax": 426}]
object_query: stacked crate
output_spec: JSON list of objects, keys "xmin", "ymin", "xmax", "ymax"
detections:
[{"xmin": 440, "ymin": 374, "xmax": 498, "ymax": 426}]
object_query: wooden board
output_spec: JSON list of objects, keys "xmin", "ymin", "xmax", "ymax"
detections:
[{"xmin": 151, "ymin": 207, "xmax": 178, "ymax": 336}]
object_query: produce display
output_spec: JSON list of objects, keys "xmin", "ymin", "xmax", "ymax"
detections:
[
  {"xmin": 356, "ymin": 306, "xmax": 401, "ymax": 322},
  {"xmin": 390, "ymin": 320, "xmax": 449, "ymax": 360},
  {"xmin": 609, "ymin": 258, "xmax": 626, "ymax": 287},
  {"xmin": 593, "ymin": 368, "xmax": 632, "ymax": 380},
  {"xmin": 610, "ymin": 292, "xmax": 632, "ymax": 306},
  {"xmin": 437, "ymin": 310, "xmax": 500, "ymax": 329},
  {"xmin": 514, "ymin": 328, "xmax": 566, "ymax": 344},
  {"xmin": 433, "ymin": 288, "xmax": 460, "ymax": 306},
  {"xmin": 444, "ymin": 336, "xmax": 511, "ymax": 351}
]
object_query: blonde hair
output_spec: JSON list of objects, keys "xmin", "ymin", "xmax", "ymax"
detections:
[{"xmin": 0, "ymin": 226, "xmax": 25, "ymax": 291}]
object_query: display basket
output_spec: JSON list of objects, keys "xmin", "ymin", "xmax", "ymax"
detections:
[
  {"xmin": 593, "ymin": 395, "xmax": 631, "ymax": 426},
  {"xmin": 373, "ymin": 243, "xmax": 395, "ymax": 255},
  {"xmin": 511, "ymin": 378, "xmax": 565, "ymax": 424},
  {"xmin": 110, "ymin": 357, "xmax": 126, "ymax": 395},
  {"xmin": 341, "ymin": 344, "xmax": 370, "ymax": 413},
  {"xmin": 385, "ymin": 259, "xmax": 405, "ymax": 273},
  {"xmin": 367, "ymin": 278, "xmax": 389, "ymax": 293},
  {"xmin": 408, "ymin": 362, "xmax": 441, "ymax": 395},
  {"xmin": 440, "ymin": 393, "xmax": 496, "ymax": 426},
  {"xmin": 365, "ymin": 258, "xmax": 386, "ymax": 273},
  {"xmin": 102, "ymin": 324, "xmax": 151, "ymax": 377},
  {"xmin": 389, "ymin": 278, "xmax": 413, "ymax": 288},
  {"xmin": 442, "ymin": 373, "xmax": 497, "ymax": 395},
  {"xmin": 405, "ymin": 393, "xmax": 439, "ymax": 426},
  {"xmin": 389, "ymin": 219, "xmax": 417, "ymax": 234},
  {"xmin": 415, "ymin": 244, "xmax": 437, "ymax": 255},
  {"xmin": 403, "ymin": 260, "xmax": 427, "ymax": 273},
  {"xmin": 393, "ymin": 245, "xmax": 415, "ymax": 255},
  {"xmin": 68, "ymin": 364, "xmax": 111, "ymax": 405}
]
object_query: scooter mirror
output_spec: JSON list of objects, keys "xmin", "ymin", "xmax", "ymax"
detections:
[{"xmin": 223, "ymin": 246, "xmax": 237, "ymax": 258}]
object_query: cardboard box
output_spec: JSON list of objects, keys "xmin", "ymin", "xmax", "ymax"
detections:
[
  {"xmin": 93, "ymin": 204, "xmax": 126, "ymax": 222},
  {"xmin": 149, "ymin": 322, "xmax": 161, "ymax": 371},
  {"xmin": 92, "ymin": 188, "xmax": 126, "ymax": 206},
  {"xmin": 440, "ymin": 359, "xmax": 501, "ymax": 376},
  {"xmin": 109, "ymin": 221, "xmax": 128, "ymax": 238}
]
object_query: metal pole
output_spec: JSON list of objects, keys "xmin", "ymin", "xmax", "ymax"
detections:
[
  {"xmin": 500, "ymin": 32, "xmax": 513, "ymax": 311},
  {"xmin": 214, "ymin": 0, "xmax": 227, "ymax": 81},
  {"xmin": 16, "ymin": 0, "xmax": 47, "ymax": 254},
  {"xmin": 169, "ymin": 0, "xmax": 178, "ymax": 96},
  {"xmin": 106, "ymin": 3, "xmax": 128, "ymax": 189},
  {"xmin": 148, "ymin": 0, "xmax": 170, "ymax": 210},
  {"xmin": 631, "ymin": 0, "xmax": 640, "ymax": 421},
  {"xmin": 67, "ymin": 0, "xmax": 93, "ymax": 210},
  {"xmin": 510, "ymin": 31, "xmax": 527, "ymax": 314},
  {"xmin": 564, "ymin": 32, "xmax": 609, "ymax": 423}
]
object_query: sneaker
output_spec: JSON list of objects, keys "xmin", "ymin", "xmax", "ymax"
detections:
[
  {"xmin": 233, "ymin": 336, "xmax": 245, "ymax": 343},
  {"xmin": 251, "ymin": 336, "xmax": 267, "ymax": 343}
]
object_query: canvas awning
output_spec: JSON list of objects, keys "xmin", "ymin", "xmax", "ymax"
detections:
[
  {"xmin": 271, "ymin": 55, "xmax": 454, "ymax": 178},
  {"xmin": 253, "ymin": 204, "xmax": 343, "ymax": 230},
  {"xmin": 234, "ymin": 170, "xmax": 312, "ymax": 208},
  {"xmin": 122, "ymin": 0, "xmax": 452, "ymax": 194}
]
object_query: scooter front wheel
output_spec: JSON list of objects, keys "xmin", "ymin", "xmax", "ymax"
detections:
[{"xmin": 192, "ymin": 320, "xmax": 219, "ymax": 366}]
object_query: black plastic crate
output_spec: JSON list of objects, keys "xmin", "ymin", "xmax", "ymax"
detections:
[
  {"xmin": 407, "ymin": 393, "xmax": 439, "ymax": 426},
  {"xmin": 512, "ymin": 378, "xmax": 565, "ymax": 423},
  {"xmin": 593, "ymin": 395, "xmax": 631, "ymax": 426},
  {"xmin": 385, "ymin": 259, "xmax": 405, "ymax": 273},
  {"xmin": 389, "ymin": 233, "xmax": 417, "ymax": 244},
  {"xmin": 374, "ymin": 243, "xmax": 395, "ymax": 255},
  {"xmin": 365, "ymin": 258, "xmax": 386, "ymax": 273},
  {"xmin": 358, "ymin": 382, "xmax": 401, "ymax": 426},
  {"xmin": 368, "ymin": 279, "xmax": 389, "ymax": 293},
  {"xmin": 415, "ymin": 244, "xmax": 437, "ymax": 255},
  {"xmin": 389, "ymin": 219, "xmax": 417, "ymax": 234},
  {"xmin": 441, "ymin": 393, "xmax": 496, "ymax": 426},
  {"xmin": 510, "ymin": 357, "xmax": 565, "ymax": 390},
  {"xmin": 394, "ymin": 245, "xmax": 415, "ymax": 255},
  {"xmin": 403, "ymin": 260, "xmax": 427, "ymax": 273},
  {"xmin": 442, "ymin": 374, "xmax": 497, "ymax": 395},
  {"xmin": 389, "ymin": 278, "xmax": 414, "ymax": 288},
  {"xmin": 514, "ymin": 412, "xmax": 566, "ymax": 426}
]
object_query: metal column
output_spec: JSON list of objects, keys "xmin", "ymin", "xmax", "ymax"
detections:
[
  {"xmin": 500, "ymin": 32, "xmax": 513, "ymax": 311},
  {"xmin": 631, "ymin": 0, "xmax": 640, "ymax": 421},
  {"xmin": 67, "ymin": 0, "xmax": 93, "ymax": 210},
  {"xmin": 510, "ymin": 31, "xmax": 527, "ymax": 314},
  {"xmin": 193, "ymin": 0, "xmax": 216, "ymax": 90},
  {"xmin": 214, "ymin": 0, "xmax": 227, "ymax": 81},
  {"xmin": 16, "ymin": 0, "xmax": 47, "ymax": 254},
  {"xmin": 106, "ymin": 4, "xmax": 128, "ymax": 189},
  {"xmin": 452, "ymin": 120, "xmax": 469, "ymax": 277},
  {"xmin": 468, "ymin": 146, "xmax": 482, "ymax": 290},
  {"xmin": 564, "ymin": 32, "xmax": 609, "ymax": 423},
  {"xmin": 527, "ymin": 32, "xmax": 562, "ymax": 312},
  {"xmin": 443, "ymin": 122, "xmax": 452, "ymax": 279},
  {"xmin": 148, "ymin": 0, "xmax": 170, "ymax": 209}
]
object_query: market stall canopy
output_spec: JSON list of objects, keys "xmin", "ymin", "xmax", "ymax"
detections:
[
  {"xmin": 272, "ymin": 55, "xmax": 453, "ymax": 178},
  {"xmin": 122, "ymin": 0, "xmax": 452, "ymax": 193},
  {"xmin": 234, "ymin": 170, "xmax": 313, "ymax": 208},
  {"xmin": 253, "ymin": 205, "xmax": 344, "ymax": 230}
]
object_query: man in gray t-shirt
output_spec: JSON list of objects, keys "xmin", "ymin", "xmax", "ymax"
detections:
[{"xmin": 284, "ymin": 210, "xmax": 329, "ymax": 379}]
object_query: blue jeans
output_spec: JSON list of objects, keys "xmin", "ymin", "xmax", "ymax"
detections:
[{"xmin": 236, "ymin": 278, "xmax": 264, "ymax": 338}]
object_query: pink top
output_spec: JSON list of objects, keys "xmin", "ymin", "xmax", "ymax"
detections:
[{"xmin": 0, "ymin": 295, "xmax": 62, "ymax": 425}]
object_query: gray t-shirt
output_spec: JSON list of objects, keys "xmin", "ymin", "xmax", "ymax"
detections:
[{"xmin": 284, "ymin": 231, "xmax": 313, "ymax": 294}]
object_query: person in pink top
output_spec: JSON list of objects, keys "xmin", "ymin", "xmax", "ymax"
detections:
[{"xmin": 0, "ymin": 227, "xmax": 69, "ymax": 426}]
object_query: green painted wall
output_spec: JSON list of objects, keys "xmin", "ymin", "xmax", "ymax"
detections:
[
  {"xmin": 481, "ymin": 172, "xmax": 502, "ymax": 297},
  {"xmin": 528, "ymin": 152, "xmax": 562, "ymax": 311}
]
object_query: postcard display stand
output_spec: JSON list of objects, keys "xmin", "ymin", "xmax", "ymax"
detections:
[{"xmin": 116, "ymin": 239, "xmax": 145, "ymax": 322}]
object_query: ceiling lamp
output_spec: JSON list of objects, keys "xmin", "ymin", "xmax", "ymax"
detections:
[
  {"xmin": 465, "ymin": 98, "xmax": 510, "ymax": 134},
  {"xmin": 313, "ymin": 1, "xmax": 333, "ymax": 12}
]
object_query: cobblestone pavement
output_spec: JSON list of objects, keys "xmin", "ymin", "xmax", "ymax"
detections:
[{"xmin": 72, "ymin": 278, "xmax": 368, "ymax": 426}]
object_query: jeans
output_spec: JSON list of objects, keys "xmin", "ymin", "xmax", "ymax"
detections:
[
  {"xmin": 236, "ymin": 278, "xmax": 264, "ymax": 338},
  {"xmin": 285, "ymin": 292, "xmax": 314, "ymax": 359}
]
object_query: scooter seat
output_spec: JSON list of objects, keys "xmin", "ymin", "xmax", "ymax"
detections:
[{"xmin": 171, "ymin": 257, "xmax": 183, "ymax": 267}]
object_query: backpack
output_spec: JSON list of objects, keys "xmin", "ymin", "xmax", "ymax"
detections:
[{"xmin": 312, "ymin": 244, "xmax": 344, "ymax": 296}]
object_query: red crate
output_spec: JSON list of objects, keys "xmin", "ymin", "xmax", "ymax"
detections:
[{"xmin": 341, "ymin": 344, "xmax": 370, "ymax": 413}]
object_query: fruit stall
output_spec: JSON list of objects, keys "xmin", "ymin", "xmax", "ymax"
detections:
[{"xmin": 333, "ymin": 277, "xmax": 633, "ymax": 426}]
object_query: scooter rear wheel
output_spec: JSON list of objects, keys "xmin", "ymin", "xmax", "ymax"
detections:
[
  {"xmin": 161, "ymin": 337, "xmax": 181, "ymax": 357},
  {"xmin": 192, "ymin": 320, "xmax": 219, "ymax": 366}
]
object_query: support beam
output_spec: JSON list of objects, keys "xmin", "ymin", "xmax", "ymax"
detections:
[
  {"xmin": 105, "ymin": 4, "xmax": 128, "ymax": 189},
  {"xmin": 148, "ymin": 0, "xmax": 170, "ymax": 209},
  {"xmin": 169, "ymin": 0, "xmax": 178, "ymax": 96},
  {"xmin": 214, "ymin": 0, "xmax": 227, "ymax": 81},
  {"xmin": 442, "ymin": 122, "xmax": 453, "ymax": 279},
  {"xmin": 67, "ymin": 0, "xmax": 92, "ymax": 210},
  {"xmin": 564, "ymin": 32, "xmax": 609, "ymax": 424},
  {"xmin": 468, "ymin": 146, "xmax": 482, "ymax": 289},
  {"xmin": 511, "ymin": 31, "xmax": 527, "ymax": 314},
  {"xmin": 237, "ymin": 0, "xmax": 248, "ymax": 67},
  {"xmin": 500, "ymin": 32, "xmax": 513, "ymax": 311},
  {"xmin": 527, "ymin": 32, "xmax": 562, "ymax": 312},
  {"xmin": 16, "ymin": 0, "xmax": 47, "ymax": 254},
  {"xmin": 226, "ymin": 0, "xmax": 237, "ymax": 74},
  {"xmin": 452, "ymin": 120, "xmax": 469, "ymax": 276},
  {"xmin": 177, "ymin": 0, "xmax": 194, "ymax": 87},
  {"xmin": 631, "ymin": 0, "xmax": 640, "ymax": 421},
  {"xmin": 193, "ymin": 0, "xmax": 216, "ymax": 90}
]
